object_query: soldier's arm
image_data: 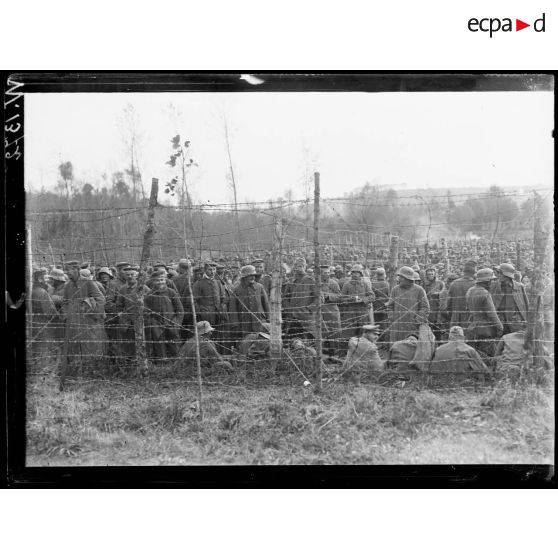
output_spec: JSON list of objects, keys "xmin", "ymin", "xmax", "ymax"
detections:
[
  {"xmin": 171, "ymin": 289, "xmax": 184, "ymax": 325},
  {"xmin": 261, "ymin": 285, "xmax": 270, "ymax": 319},
  {"xmin": 87, "ymin": 280, "xmax": 105, "ymax": 311},
  {"xmin": 485, "ymin": 292, "xmax": 503, "ymax": 336},
  {"xmin": 416, "ymin": 288, "xmax": 430, "ymax": 323}
]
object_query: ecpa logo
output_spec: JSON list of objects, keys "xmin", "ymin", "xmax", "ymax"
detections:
[{"xmin": 468, "ymin": 13, "xmax": 546, "ymax": 37}]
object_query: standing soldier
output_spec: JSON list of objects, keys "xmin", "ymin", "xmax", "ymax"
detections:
[
  {"xmin": 60, "ymin": 260, "xmax": 106, "ymax": 375},
  {"xmin": 465, "ymin": 267, "xmax": 503, "ymax": 358},
  {"xmin": 319, "ymin": 264, "xmax": 342, "ymax": 357},
  {"xmin": 252, "ymin": 258, "xmax": 272, "ymax": 297},
  {"xmin": 113, "ymin": 262, "xmax": 130, "ymax": 291},
  {"xmin": 386, "ymin": 266, "xmax": 430, "ymax": 344},
  {"xmin": 490, "ymin": 263, "xmax": 529, "ymax": 335},
  {"xmin": 192, "ymin": 261, "xmax": 226, "ymax": 348},
  {"xmin": 423, "ymin": 266, "xmax": 445, "ymax": 340},
  {"xmin": 47, "ymin": 268, "xmax": 67, "ymax": 352},
  {"xmin": 340, "ymin": 264, "xmax": 375, "ymax": 341},
  {"xmin": 283, "ymin": 257, "xmax": 318, "ymax": 339},
  {"xmin": 172, "ymin": 259, "xmax": 195, "ymax": 341},
  {"xmin": 229, "ymin": 265, "xmax": 270, "ymax": 342},
  {"xmin": 96, "ymin": 266, "xmax": 118, "ymax": 358},
  {"xmin": 144, "ymin": 270, "xmax": 184, "ymax": 362},
  {"xmin": 437, "ymin": 272, "xmax": 458, "ymax": 341},
  {"xmin": 215, "ymin": 262, "xmax": 234, "ymax": 354},
  {"xmin": 447, "ymin": 260, "xmax": 477, "ymax": 329},
  {"xmin": 333, "ymin": 265, "xmax": 349, "ymax": 289},
  {"xmin": 371, "ymin": 267, "xmax": 390, "ymax": 340},
  {"xmin": 30, "ymin": 268, "xmax": 58, "ymax": 365},
  {"xmin": 114, "ymin": 266, "xmax": 150, "ymax": 368}
]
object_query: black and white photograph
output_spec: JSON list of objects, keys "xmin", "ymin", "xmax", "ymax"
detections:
[{"xmin": 6, "ymin": 73, "xmax": 554, "ymax": 475}]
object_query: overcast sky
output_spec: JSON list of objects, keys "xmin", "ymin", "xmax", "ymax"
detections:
[{"xmin": 25, "ymin": 91, "xmax": 553, "ymax": 204}]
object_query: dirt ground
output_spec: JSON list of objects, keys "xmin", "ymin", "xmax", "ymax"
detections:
[{"xmin": 26, "ymin": 362, "xmax": 554, "ymax": 466}]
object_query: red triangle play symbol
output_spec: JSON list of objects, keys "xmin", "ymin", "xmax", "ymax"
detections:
[{"xmin": 516, "ymin": 19, "xmax": 530, "ymax": 31}]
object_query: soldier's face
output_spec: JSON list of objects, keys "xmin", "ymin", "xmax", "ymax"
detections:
[
  {"xmin": 98, "ymin": 273, "xmax": 110, "ymax": 284},
  {"xmin": 294, "ymin": 264, "xmax": 305, "ymax": 275},
  {"xmin": 426, "ymin": 270, "xmax": 435, "ymax": 281},
  {"xmin": 65, "ymin": 267, "xmax": 80, "ymax": 281},
  {"xmin": 254, "ymin": 263, "xmax": 264, "ymax": 274},
  {"xmin": 245, "ymin": 275, "xmax": 256, "ymax": 284},
  {"xmin": 205, "ymin": 266, "xmax": 215, "ymax": 278},
  {"xmin": 153, "ymin": 276, "xmax": 166, "ymax": 290},
  {"xmin": 351, "ymin": 272, "xmax": 361, "ymax": 281}
]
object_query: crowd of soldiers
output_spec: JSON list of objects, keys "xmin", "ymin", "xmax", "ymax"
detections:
[{"xmin": 27, "ymin": 241, "xmax": 554, "ymax": 382}]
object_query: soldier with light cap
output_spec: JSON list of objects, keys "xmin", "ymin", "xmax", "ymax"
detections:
[
  {"xmin": 386, "ymin": 266, "xmax": 430, "ymax": 344},
  {"xmin": 229, "ymin": 265, "xmax": 270, "ymax": 343},
  {"xmin": 430, "ymin": 325, "xmax": 488, "ymax": 375},
  {"xmin": 465, "ymin": 267, "xmax": 503, "ymax": 358},
  {"xmin": 490, "ymin": 262, "xmax": 529, "ymax": 335},
  {"xmin": 340, "ymin": 264, "xmax": 375, "ymax": 341}
]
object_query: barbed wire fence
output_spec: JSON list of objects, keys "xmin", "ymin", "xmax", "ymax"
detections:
[{"xmin": 24, "ymin": 181, "xmax": 554, "ymax": 414}]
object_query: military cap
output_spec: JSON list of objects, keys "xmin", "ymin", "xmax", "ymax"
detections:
[
  {"xmin": 476, "ymin": 268, "xmax": 496, "ymax": 282},
  {"xmin": 240, "ymin": 265, "xmax": 257, "ymax": 278},
  {"xmin": 350, "ymin": 264, "xmax": 364, "ymax": 275},
  {"xmin": 64, "ymin": 260, "xmax": 81, "ymax": 268},
  {"xmin": 153, "ymin": 263, "xmax": 167, "ymax": 270},
  {"xmin": 397, "ymin": 266, "xmax": 415, "ymax": 281},
  {"xmin": 196, "ymin": 321, "xmax": 215, "ymax": 334},
  {"xmin": 499, "ymin": 262, "xmax": 515, "ymax": 279},
  {"xmin": 49, "ymin": 268, "xmax": 67, "ymax": 282},
  {"xmin": 362, "ymin": 324, "xmax": 380, "ymax": 332},
  {"xmin": 115, "ymin": 261, "xmax": 130, "ymax": 269},
  {"xmin": 33, "ymin": 267, "xmax": 48, "ymax": 278},
  {"xmin": 251, "ymin": 258, "xmax": 264, "ymax": 265},
  {"xmin": 97, "ymin": 266, "xmax": 113, "ymax": 278},
  {"xmin": 178, "ymin": 258, "xmax": 190, "ymax": 269},
  {"xmin": 151, "ymin": 269, "xmax": 166, "ymax": 278}
]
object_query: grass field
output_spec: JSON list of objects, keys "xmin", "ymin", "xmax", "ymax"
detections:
[{"xmin": 26, "ymin": 361, "xmax": 554, "ymax": 466}]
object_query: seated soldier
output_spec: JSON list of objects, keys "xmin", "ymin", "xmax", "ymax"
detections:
[
  {"xmin": 238, "ymin": 323, "xmax": 271, "ymax": 360},
  {"xmin": 493, "ymin": 330, "xmax": 527, "ymax": 379},
  {"xmin": 341, "ymin": 324, "xmax": 384, "ymax": 381},
  {"xmin": 179, "ymin": 320, "xmax": 233, "ymax": 371},
  {"xmin": 286, "ymin": 338, "xmax": 317, "ymax": 371},
  {"xmin": 388, "ymin": 334, "xmax": 419, "ymax": 373},
  {"xmin": 429, "ymin": 326, "xmax": 487, "ymax": 375}
]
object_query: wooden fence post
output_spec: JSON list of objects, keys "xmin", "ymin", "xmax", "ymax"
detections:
[
  {"xmin": 387, "ymin": 235, "xmax": 399, "ymax": 289},
  {"xmin": 524, "ymin": 192, "xmax": 551, "ymax": 367},
  {"xmin": 269, "ymin": 216, "xmax": 283, "ymax": 367},
  {"xmin": 313, "ymin": 172, "xmax": 323, "ymax": 390},
  {"xmin": 135, "ymin": 178, "xmax": 159, "ymax": 377}
]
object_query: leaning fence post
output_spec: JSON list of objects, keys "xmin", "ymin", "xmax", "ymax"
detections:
[
  {"xmin": 135, "ymin": 178, "xmax": 159, "ymax": 377},
  {"xmin": 313, "ymin": 172, "xmax": 323, "ymax": 391}
]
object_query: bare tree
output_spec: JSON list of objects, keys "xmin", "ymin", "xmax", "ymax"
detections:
[
  {"xmin": 223, "ymin": 114, "xmax": 242, "ymax": 246},
  {"xmin": 119, "ymin": 103, "xmax": 146, "ymax": 202}
]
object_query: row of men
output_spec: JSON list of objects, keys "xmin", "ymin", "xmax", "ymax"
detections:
[{"xmin": 29, "ymin": 256, "xmax": 553, "ymax": 369}]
